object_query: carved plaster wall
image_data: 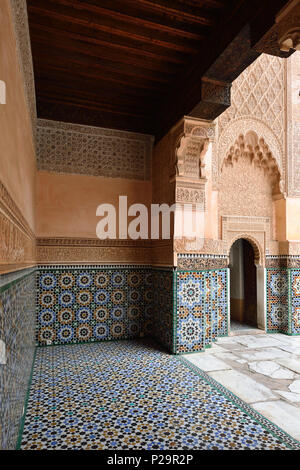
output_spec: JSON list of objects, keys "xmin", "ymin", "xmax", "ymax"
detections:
[
  {"xmin": 214, "ymin": 54, "xmax": 285, "ymax": 191},
  {"xmin": 36, "ymin": 119, "xmax": 154, "ymax": 180},
  {"xmin": 0, "ymin": 181, "xmax": 36, "ymax": 273},
  {"xmin": 286, "ymin": 51, "xmax": 300, "ymax": 196},
  {"xmin": 218, "ymin": 151, "xmax": 276, "ymax": 261},
  {"xmin": 9, "ymin": 0, "xmax": 36, "ymax": 132}
]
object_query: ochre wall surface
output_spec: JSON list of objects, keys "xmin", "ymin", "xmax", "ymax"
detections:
[
  {"xmin": 0, "ymin": 0, "xmax": 35, "ymax": 231},
  {"xmin": 36, "ymin": 170, "xmax": 152, "ymax": 239},
  {"xmin": 286, "ymin": 198, "xmax": 300, "ymax": 241},
  {"xmin": 0, "ymin": 0, "xmax": 36, "ymax": 272}
]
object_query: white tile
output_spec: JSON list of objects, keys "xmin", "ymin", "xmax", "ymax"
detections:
[
  {"xmin": 185, "ymin": 355, "xmax": 232, "ymax": 372},
  {"xmin": 234, "ymin": 336, "xmax": 282, "ymax": 349},
  {"xmin": 277, "ymin": 344, "xmax": 300, "ymax": 355},
  {"xmin": 214, "ymin": 352, "xmax": 238, "ymax": 361},
  {"xmin": 202, "ymin": 344, "xmax": 227, "ymax": 354},
  {"xmin": 289, "ymin": 380, "xmax": 300, "ymax": 394},
  {"xmin": 269, "ymin": 334, "xmax": 300, "ymax": 344},
  {"xmin": 253, "ymin": 401, "xmax": 300, "ymax": 441},
  {"xmin": 276, "ymin": 357, "xmax": 300, "ymax": 375},
  {"xmin": 274, "ymin": 390, "xmax": 300, "ymax": 403},
  {"xmin": 239, "ymin": 348, "xmax": 291, "ymax": 361},
  {"xmin": 208, "ymin": 370, "xmax": 277, "ymax": 403},
  {"xmin": 248, "ymin": 361, "xmax": 294, "ymax": 379}
]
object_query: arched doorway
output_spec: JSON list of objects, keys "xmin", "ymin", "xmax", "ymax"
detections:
[{"xmin": 229, "ymin": 238, "xmax": 258, "ymax": 331}]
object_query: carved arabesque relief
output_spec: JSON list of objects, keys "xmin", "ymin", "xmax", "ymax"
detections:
[
  {"xmin": 228, "ymin": 233, "xmax": 263, "ymax": 266},
  {"xmin": 9, "ymin": 0, "xmax": 37, "ymax": 131},
  {"xmin": 175, "ymin": 134, "xmax": 209, "ymax": 179},
  {"xmin": 36, "ymin": 119, "xmax": 153, "ymax": 180},
  {"xmin": 222, "ymin": 132, "xmax": 283, "ymax": 195},
  {"xmin": 216, "ymin": 117, "xmax": 284, "ymax": 192},
  {"xmin": 214, "ymin": 54, "xmax": 285, "ymax": 191},
  {"xmin": 171, "ymin": 118, "xmax": 215, "ymax": 181}
]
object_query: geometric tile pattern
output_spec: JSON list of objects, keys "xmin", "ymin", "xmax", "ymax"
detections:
[
  {"xmin": 212, "ymin": 270, "xmax": 228, "ymax": 338},
  {"xmin": 19, "ymin": 340, "xmax": 299, "ymax": 450},
  {"xmin": 266, "ymin": 269, "xmax": 289, "ymax": 333},
  {"xmin": 175, "ymin": 271, "xmax": 206, "ymax": 354},
  {"xmin": 151, "ymin": 268, "xmax": 174, "ymax": 353},
  {"xmin": 36, "ymin": 266, "xmax": 152, "ymax": 346},
  {"xmin": 289, "ymin": 269, "xmax": 300, "ymax": 335},
  {"xmin": 0, "ymin": 271, "xmax": 36, "ymax": 450},
  {"xmin": 175, "ymin": 270, "xmax": 228, "ymax": 354},
  {"xmin": 36, "ymin": 266, "xmax": 228, "ymax": 354}
]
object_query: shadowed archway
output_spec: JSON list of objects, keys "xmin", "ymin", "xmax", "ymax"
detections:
[{"xmin": 229, "ymin": 238, "xmax": 258, "ymax": 329}]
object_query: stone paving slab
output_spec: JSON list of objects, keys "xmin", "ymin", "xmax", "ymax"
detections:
[
  {"xmin": 253, "ymin": 401, "xmax": 300, "ymax": 441},
  {"xmin": 185, "ymin": 332, "xmax": 300, "ymax": 440},
  {"xmin": 184, "ymin": 354, "xmax": 232, "ymax": 372},
  {"xmin": 276, "ymin": 358, "xmax": 300, "ymax": 375},
  {"xmin": 208, "ymin": 370, "xmax": 277, "ymax": 403}
]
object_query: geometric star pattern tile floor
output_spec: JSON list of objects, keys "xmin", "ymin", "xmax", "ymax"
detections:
[{"xmin": 18, "ymin": 340, "xmax": 300, "ymax": 450}]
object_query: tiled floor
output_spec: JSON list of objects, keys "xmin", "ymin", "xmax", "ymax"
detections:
[
  {"xmin": 185, "ymin": 333, "xmax": 300, "ymax": 442},
  {"xmin": 19, "ymin": 339, "xmax": 300, "ymax": 450}
]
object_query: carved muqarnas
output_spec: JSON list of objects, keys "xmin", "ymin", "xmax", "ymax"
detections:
[{"xmin": 222, "ymin": 131, "xmax": 282, "ymax": 195}]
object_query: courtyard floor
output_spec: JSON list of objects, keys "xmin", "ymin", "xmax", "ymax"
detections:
[
  {"xmin": 18, "ymin": 337, "xmax": 300, "ymax": 450},
  {"xmin": 185, "ymin": 332, "xmax": 300, "ymax": 442}
]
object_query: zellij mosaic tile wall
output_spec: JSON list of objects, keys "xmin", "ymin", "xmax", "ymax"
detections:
[
  {"xmin": 0, "ymin": 270, "xmax": 36, "ymax": 450},
  {"xmin": 266, "ymin": 268, "xmax": 300, "ymax": 335},
  {"xmin": 36, "ymin": 265, "xmax": 229, "ymax": 354},
  {"xmin": 175, "ymin": 269, "xmax": 228, "ymax": 354},
  {"xmin": 37, "ymin": 266, "xmax": 153, "ymax": 346}
]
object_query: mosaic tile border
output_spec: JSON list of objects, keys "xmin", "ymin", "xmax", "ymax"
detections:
[
  {"xmin": 177, "ymin": 254, "xmax": 228, "ymax": 270},
  {"xmin": 0, "ymin": 267, "xmax": 36, "ymax": 291},
  {"xmin": 266, "ymin": 256, "xmax": 300, "ymax": 269}
]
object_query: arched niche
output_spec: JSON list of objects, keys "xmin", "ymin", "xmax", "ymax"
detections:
[{"xmin": 216, "ymin": 117, "xmax": 284, "ymax": 194}]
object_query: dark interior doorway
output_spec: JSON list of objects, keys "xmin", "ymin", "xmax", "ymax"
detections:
[{"xmin": 229, "ymin": 238, "xmax": 257, "ymax": 328}]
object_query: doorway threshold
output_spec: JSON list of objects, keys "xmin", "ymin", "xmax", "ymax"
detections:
[{"xmin": 230, "ymin": 321, "xmax": 264, "ymax": 336}]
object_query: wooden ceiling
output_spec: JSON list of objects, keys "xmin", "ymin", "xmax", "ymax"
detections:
[{"xmin": 27, "ymin": 0, "xmax": 289, "ymax": 138}]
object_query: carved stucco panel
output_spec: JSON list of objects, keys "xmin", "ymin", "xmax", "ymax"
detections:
[{"xmin": 216, "ymin": 117, "xmax": 284, "ymax": 191}]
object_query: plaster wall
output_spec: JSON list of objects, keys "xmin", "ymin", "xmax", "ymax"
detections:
[
  {"xmin": 0, "ymin": 0, "xmax": 35, "ymax": 232},
  {"xmin": 36, "ymin": 170, "xmax": 152, "ymax": 239}
]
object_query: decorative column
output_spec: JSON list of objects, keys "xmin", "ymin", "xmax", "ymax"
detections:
[{"xmin": 169, "ymin": 117, "xmax": 215, "ymax": 256}]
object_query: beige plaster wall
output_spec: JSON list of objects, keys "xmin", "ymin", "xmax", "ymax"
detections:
[
  {"xmin": 286, "ymin": 198, "xmax": 300, "ymax": 241},
  {"xmin": 36, "ymin": 171, "xmax": 152, "ymax": 239},
  {"xmin": 0, "ymin": 0, "xmax": 35, "ymax": 231}
]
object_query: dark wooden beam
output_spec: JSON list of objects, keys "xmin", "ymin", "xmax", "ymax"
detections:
[
  {"xmin": 37, "ymin": 99, "xmax": 155, "ymax": 135},
  {"xmin": 155, "ymin": 0, "xmax": 290, "ymax": 140},
  {"xmin": 28, "ymin": 3, "xmax": 200, "ymax": 55}
]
